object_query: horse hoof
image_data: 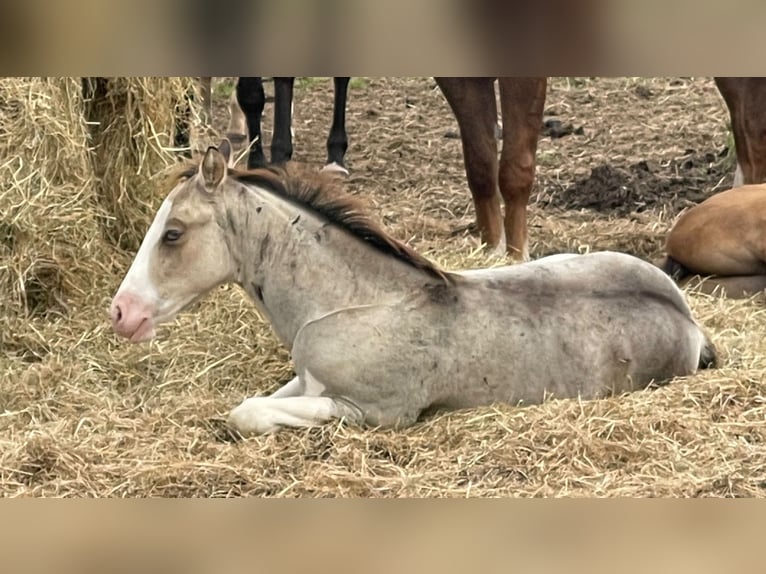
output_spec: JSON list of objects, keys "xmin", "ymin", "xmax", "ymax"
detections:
[{"xmin": 321, "ymin": 162, "xmax": 349, "ymax": 177}]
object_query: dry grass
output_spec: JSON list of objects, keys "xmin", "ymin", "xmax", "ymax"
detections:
[{"xmin": 1, "ymin": 77, "xmax": 764, "ymax": 497}]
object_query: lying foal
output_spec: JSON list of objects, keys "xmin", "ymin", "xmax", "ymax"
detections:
[{"xmin": 662, "ymin": 184, "xmax": 766, "ymax": 297}]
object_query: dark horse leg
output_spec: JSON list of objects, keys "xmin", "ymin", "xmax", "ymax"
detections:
[
  {"xmin": 236, "ymin": 77, "xmax": 268, "ymax": 169},
  {"xmin": 237, "ymin": 76, "xmax": 350, "ymax": 171},
  {"xmin": 270, "ymin": 77, "xmax": 351, "ymax": 171},
  {"xmin": 715, "ymin": 77, "xmax": 766, "ymax": 186},
  {"xmin": 324, "ymin": 77, "xmax": 351, "ymax": 173},
  {"xmin": 270, "ymin": 77, "xmax": 296, "ymax": 165}
]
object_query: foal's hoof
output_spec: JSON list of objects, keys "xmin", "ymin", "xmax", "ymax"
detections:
[
  {"xmin": 320, "ymin": 162, "xmax": 349, "ymax": 177},
  {"xmin": 227, "ymin": 398, "xmax": 280, "ymax": 435}
]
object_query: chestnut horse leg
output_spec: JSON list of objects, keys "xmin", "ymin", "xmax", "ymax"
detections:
[
  {"xmin": 715, "ymin": 77, "xmax": 766, "ymax": 186},
  {"xmin": 236, "ymin": 77, "xmax": 268, "ymax": 169},
  {"xmin": 497, "ymin": 78, "xmax": 547, "ymax": 261},
  {"xmin": 436, "ymin": 77, "xmax": 504, "ymax": 250}
]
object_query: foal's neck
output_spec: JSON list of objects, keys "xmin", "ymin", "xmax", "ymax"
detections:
[{"xmin": 225, "ymin": 184, "xmax": 435, "ymax": 347}]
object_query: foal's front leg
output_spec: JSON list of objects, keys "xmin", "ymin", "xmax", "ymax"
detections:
[
  {"xmin": 268, "ymin": 375, "xmax": 301, "ymax": 398},
  {"xmin": 227, "ymin": 395, "xmax": 357, "ymax": 435}
]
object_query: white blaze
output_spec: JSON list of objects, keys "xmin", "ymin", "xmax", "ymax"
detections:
[{"xmin": 115, "ymin": 196, "xmax": 174, "ymax": 303}]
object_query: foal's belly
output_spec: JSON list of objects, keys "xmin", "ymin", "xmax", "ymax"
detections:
[{"xmin": 424, "ymin": 300, "xmax": 691, "ymax": 409}]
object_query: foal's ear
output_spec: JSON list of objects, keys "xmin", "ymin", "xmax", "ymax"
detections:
[
  {"xmin": 218, "ymin": 138, "xmax": 235, "ymax": 167},
  {"xmin": 199, "ymin": 145, "xmax": 227, "ymax": 192}
]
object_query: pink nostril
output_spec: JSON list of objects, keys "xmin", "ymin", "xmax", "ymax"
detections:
[{"xmin": 110, "ymin": 303, "xmax": 123, "ymax": 325}]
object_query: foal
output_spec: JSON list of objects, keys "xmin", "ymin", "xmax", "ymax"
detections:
[
  {"xmin": 662, "ymin": 183, "xmax": 766, "ymax": 297},
  {"xmin": 110, "ymin": 141, "xmax": 716, "ymax": 436}
]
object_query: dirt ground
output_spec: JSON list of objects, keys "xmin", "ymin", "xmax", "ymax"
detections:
[{"xmin": 3, "ymin": 77, "xmax": 764, "ymax": 497}]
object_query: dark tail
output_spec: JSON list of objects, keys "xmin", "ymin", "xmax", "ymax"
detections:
[
  {"xmin": 698, "ymin": 332, "xmax": 718, "ymax": 370},
  {"xmin": 658, "ymin": 255, "xmax": 692, "ymax": 281}
]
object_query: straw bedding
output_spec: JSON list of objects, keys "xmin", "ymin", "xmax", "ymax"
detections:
[{"xmin": 1, "ymin": 77, "xmax": 763, "ymax": 497}]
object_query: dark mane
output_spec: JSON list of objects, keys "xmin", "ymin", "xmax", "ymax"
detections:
[
  {"xmin": 237, "ymin": 166, "xmax": 453, "ymax": 284},
  {"xmin": 173, "ymin": 163, "xmax": 452, "ymax": 283}
]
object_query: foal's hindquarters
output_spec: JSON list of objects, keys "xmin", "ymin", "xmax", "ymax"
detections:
[
  {"xmin": 662, "ymin": 184, "xmax": 766, "ymax": 298},
  {"xmin": 283, "ymin": 252, "xmax": 716, "ymax": 430}
]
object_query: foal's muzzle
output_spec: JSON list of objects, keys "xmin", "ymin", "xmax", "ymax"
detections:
[{"xmin": 110, "ymin": 291, "xmax": 156, "ymax": 343}]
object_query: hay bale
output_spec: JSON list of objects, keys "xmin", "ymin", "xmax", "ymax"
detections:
[
  {"xmin": 82, "ymin": 77, "xmax": 201, "ymax": 251},
  {"xmin": 0, "ymin": 77, "xmax": 201, "ymax": 327},
  {"xmin": 0, "ymin": 77, "xmax": 100, "ymax": 320}
]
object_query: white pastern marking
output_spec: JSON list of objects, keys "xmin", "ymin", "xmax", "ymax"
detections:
[
  {"xmin": 116, "ymin": 196, "xmax": 174, "ymax": 301},
  {"xmin": 302, "ymin": 369, "xmax": 326, "ymax": 397},
  {"xmin": 734, "ymin": 163, "xmax": 744, "ymax": 188},
  {"xmin": 227, "ymin": 396, "xmax": 338, "ymax": 435},
  {"xmin": 268, "ymin": 376, "xmax": 302, "ymax": 398},
  {"xmin": 320, "ymin": 162, "xmax": 349, "ymax": 176}
]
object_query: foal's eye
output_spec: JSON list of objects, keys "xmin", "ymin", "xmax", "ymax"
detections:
[{"xmin": 162, "ymin": 229, "xmax": 183, "ymax": 244}]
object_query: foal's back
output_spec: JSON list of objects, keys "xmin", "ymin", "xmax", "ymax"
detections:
[{"xmin": 449, "ymin": 252, "xmax": 710, "ymax": 401}]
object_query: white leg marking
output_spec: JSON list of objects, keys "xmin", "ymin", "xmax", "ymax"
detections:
[
  {"xmin": 488, "ymin": 227, "xmax": 507, "ymax": 258},
  {"xmin": 519, "ymin": 239, "xmax": 530, "ymax": 262},
  {"xmin": 320, "ymin": 162, "xmax": 349, "ymax": 176},
  {"xmin": 734, "ymin": 163, "xmax": 744, "ymax": 188},
  {"xmin": 268, "ymin": 376, "xmax": 302, "ymax": 398},
  {"xmin": 227, "ymin": 396, "xmax": 344, "ymax": 435},
  {"xmin": 302, "ymin": 369, "xmax": 326, "ymax": 396}
]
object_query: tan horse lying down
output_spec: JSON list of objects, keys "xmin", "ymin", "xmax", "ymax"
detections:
[
  {"xmin": 662, "ymin": 184, "xmax": 766, "ymax": 298},
  {"xmin": 110, "ymin": 141, "xmax": 717, "ymax": 436}
]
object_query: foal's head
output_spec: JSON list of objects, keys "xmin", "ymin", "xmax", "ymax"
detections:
[{"xmin": 110, "ymin": 142, "xmax": 236, "ymax": 342}]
